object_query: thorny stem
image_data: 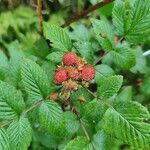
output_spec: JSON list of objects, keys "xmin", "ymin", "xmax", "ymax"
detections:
[
  {"xmin": 62, "ymin": 0, "xmax": 114, "ymax": 27},
  {"xmin": 0, "ymin": 99, "xmax": 43, "ymax": 128},
  {"xmin": 37, "ymin": 0, "xmax": 43, "ymax": 35}
]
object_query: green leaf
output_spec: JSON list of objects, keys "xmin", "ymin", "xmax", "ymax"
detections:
[
  {"xmin": 113, "ymin": 0, "xmax": 150, "ymax": 44},
  {"xmin": 92, "ymin": 130, "xmax": 118, "ymax": 150},
  {"xmin": 97, "ymin": 75, "xmax": 123, "ymax": 99},
  {"xmin": 41, "ymin": 61, "xmax": 56, "ymax": 85},
  {"xmin": 0, "ymin": 81, "xmax": 25, "ymax": 121},
  {"xmin": 0, "ymin": 50, "xmax": 8, "ymax": 68},
  {"xmin": 126, "ymin": 0, "xmax": 150, "ymax": 43},
  {"xmin": 6, "ymin": 40, "xmax": 24, "ymax": 86},
  {"xmin": 95, "ymin": 64, "xmax": 114, "ymax": 85},
  {"xmin": 7, "ymin": 116, "xmax": 32, "ymax": 150},
  {"xmin": 141, "ymin": 72, "xmax": 150, "ymax": 97},
  {"xmin": 43, "ymin": 23, "xmax": 72, "ymax": 51},
  {"xmin": 74, "ymin": 41, "xmax": 94, "ymax": 64},
  {"xmin": 63, "ymin": 136, "xmax": 89, "ymax": 150},
  {"xmin": 38, "ymin": 100, "xmax": 64, "ymax": 136},
  {"xmin": 102, "ymin": 101, "xmax": 150, "ymax": 148},
  {"xmin": 112, "ymin": 0, "xmax": 125, "ymax": 36},
  {"xmin": 71, "ymin": 87, "xmax": 93, "ymax": 103},
  {"xmin": 47, "ymin": 51, "xmax": 64, "ymax": 64},
  {"xmin": 111, "ymin": 46, "xmax": 136, "ymax": 70},
  {"xmin": 0, "ymin": 50, "xmax": 8, "ymax": 80},
  {"xmin": 82, "ymin": 99, "xmax": 107, "ymax": 124},
  {"xmin": 64, "ymin": 132, "xmax": 119, "ymax": 150},
  {"xmin": 91, "ymin": 19, "xmax": 114, "ymax": 52},
  {"xmin": 116, "ymin": 86, "xmax": 133, "ymax": 102},
  {"xmin": 69, "ymin": 24, "xmax": 90, "ymax": 41},
  {"xmin": 21, "ymin": 59, "xmax": 50, "ymax": 101},
  {"xmin": 34, "ymin": 37, "xmax": 50, "ymax": 59},
  {"xmin": 0, "ymin": 128, "xmax": 10, "ymax": 150},
  {"xmin": 130, "ymin": 48, "xmax": 147, "ymax": 74},
  {"xmin": 64, "ymin": 112, "xmax": 79, "ymax": 135},
  {"xmin": 21, "ymin": 35, "xmax": 50, "ymax": 59}
]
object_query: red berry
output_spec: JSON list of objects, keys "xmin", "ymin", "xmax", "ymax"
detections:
[
  {"xmin": 63, "ymin": 52, "xmax": 77, "ymax": 66},
  {"xmin": 54, "ymin": 67, "xmax": 68, "ymax": 84},
  {"xmin": 81, "ymin": 65, "xmax": 96, "ymax": 81},
  {"xmin": 66, "ymin": 66, "xmax": 80, "ymax": 80}
]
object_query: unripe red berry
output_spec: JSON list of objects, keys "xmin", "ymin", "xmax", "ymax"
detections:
[
  {"xmin": 66, "ymin": 66, "xmax": 80, "ymax": 80},
  {"xmin": 54, "ymin": 67, "xmax": 68, "ymax": 84},
  {"xmin": 49, "ymin": 92, "xmax": 59, "ymax": 101},
  {"xmin": 81, "ymin": 65, "xmax": 96, "ymax": 81},
  {"xmin": 63, "ymin": 52, "xmax": 77, "ymax": 66}
]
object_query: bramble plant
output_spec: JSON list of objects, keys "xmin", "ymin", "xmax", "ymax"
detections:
[{"xmin": 0, "ymin": 0, "xmax": 150, "ymax": 150}]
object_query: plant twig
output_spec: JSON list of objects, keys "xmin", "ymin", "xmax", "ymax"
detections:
[
  {"xmin": 85, "ymin": 88, "xmax": 113, "ymax": 108},
  {"xmin": 22, "ymin": 99, "xmax": 43, "ymax": 115},
  {"xmin": 37, "ymin": 0, "xmax": 43, "ymax": 35},
  {"xmin": 62, "ymin": 0, "xmax": 114, "ymax": 27},
  {"xmin": 79, "ymin": 119, "xmax": 96, "ymax": 149},
  {"xmin": 94, "ymin": 52, "xmax": 108, "ymax": 66},
  {"xmin": 0, "ymin": 120, "xmax": 13, "ymax": 128},
  {"xmin": 79, "ymin": 119, "xmax": 90, "ymax": 141}
]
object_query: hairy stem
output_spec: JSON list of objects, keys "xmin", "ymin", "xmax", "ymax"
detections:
[
  {"xmin": 62, "ymin": 0, "xmax": 114, "ymax": 27},
  {"xmin": 37, "ymin": 0, "xmax": 43, "ymax": 35}
]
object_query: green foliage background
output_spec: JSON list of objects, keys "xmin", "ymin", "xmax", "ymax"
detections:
[{"xmin": 0, "ymin": 0, "xmax": 150, "ymax": 150}]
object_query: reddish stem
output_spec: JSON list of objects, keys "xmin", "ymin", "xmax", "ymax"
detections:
[{"xmin": 62, "ymin": 0, "xmax": 114, "ymax": 28}]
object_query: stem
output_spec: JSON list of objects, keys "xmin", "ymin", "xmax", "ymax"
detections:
[
  {"xmin": 37, "ymin": 0, "xmax": 43, "ymax": 35},
  {"xmin": 62, "ymin": 0, "xmax": 114, "ymax": 27},
  {"xmin": 79, "ymin": 119, "xmax": 90, "ymax": 141},
  {"xmin": 94, "ymin": 52, "xmax": 108, "ymax": 66},
  {"xmin": 22, "ymin": 99, "xmax": 43, "ymax": 115},
  {"xmin": 79, "ymin": 119, "xmax": 96, "ymax": 150},
  {"xmin": 85, "ymin": 88, "xmax": 113, "ymax": 108},
  {"xmin": 0, "ymin": 120, "xmax": 12, "ymax": 128}
]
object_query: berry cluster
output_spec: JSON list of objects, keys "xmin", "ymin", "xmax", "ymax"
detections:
[{"xmin": 54, "ymin": 52, "xmax": 96, "ymax": 88}]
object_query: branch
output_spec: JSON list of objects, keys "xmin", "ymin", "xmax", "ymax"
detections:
[
  {"xmin": 37, "ymin": 0, "xmax": 43, "ymax": 35},
  {"xmin": 62, "ymin": 0, "xmax": 114, "ymax": 28}
]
